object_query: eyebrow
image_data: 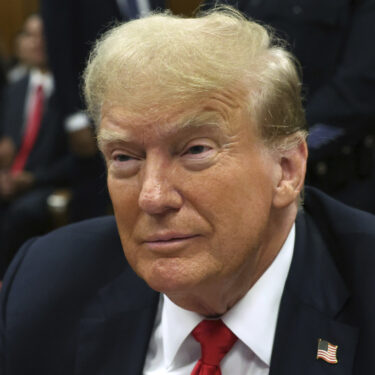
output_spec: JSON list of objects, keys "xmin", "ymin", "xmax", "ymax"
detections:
[
  {"xmin": 97, "ymin": 129, "xmax": 128, "ymax": 150},
  {"xmin": 180, "ymin": 111, "xmax": 225, "ymax": 131},
  {"xmin": 97, "ymin": 111, "xmax": 226, "ymax": 149}
]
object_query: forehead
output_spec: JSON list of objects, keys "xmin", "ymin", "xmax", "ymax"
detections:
[
  {"xmin": 24, "ymin": 16, "xmax": 43, "ymax": 35},
  {"xmin": 98, "ymin": 110, "xmax": 226, "ymax": 149},
  {"xmin": 98, "ymin": 88, "xmax": 253, "ymax": 142}
]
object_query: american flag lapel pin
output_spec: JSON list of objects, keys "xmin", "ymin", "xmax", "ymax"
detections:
[{"xmin": 316, "ymin": 338, "xmax": 338, "ymax": 364}]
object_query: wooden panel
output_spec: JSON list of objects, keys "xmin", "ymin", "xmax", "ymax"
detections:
[
  {"xmin": 168, "ymin": 0, "xmax": 203, "ymax": 16},
  {"xmin": 0, "ymin": 0, "xmax": 39, "ymax": 59}
]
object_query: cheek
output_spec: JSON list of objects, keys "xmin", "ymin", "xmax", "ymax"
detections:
[
  {"xmin": 108, "ymin": 177, "xmax": 140, "ymax": 235},
  {"xmin": 107, "ymin": 177, "xmax": 164, "ymax": 278},
  {"xmin": 193, "ymin": 159, "xmax": 273, "ymax": 224},
  {"xmin": 194, "ymin": 162, "xmax": 274, "ymax": 257},
  {"xmin": 108, "ymin": 175, "xmax": 137, "ymax": 203}
]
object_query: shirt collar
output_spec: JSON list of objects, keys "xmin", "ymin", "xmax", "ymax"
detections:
[
  {"xmin": 162, "ymin": 294, "xmax": 202, "ymax": 369},
  {"xmin": 29, "ymin": 68, "xmax": 54, "ymax": 97},
  {"xmin": 161, "ymin": 224, "xmax": 295, "ymax": 368},
  {"xmin": 223, "ymin": 224, "xmax": 295, "ymax": 365}
]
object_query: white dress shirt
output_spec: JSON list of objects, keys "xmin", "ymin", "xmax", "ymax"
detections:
[{"xmin": 143, "ymin": 224, "xmax": 295, "ymax": 374}]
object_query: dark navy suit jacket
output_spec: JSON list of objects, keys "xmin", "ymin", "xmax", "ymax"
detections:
[{"xmin": 0, "ymin": 187, "xmax": 374, "ymax": 374}]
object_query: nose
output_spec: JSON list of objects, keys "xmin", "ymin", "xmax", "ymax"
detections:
[{"xmin": 138, "ymin": 157, "xmax": 183, "ymax": 215}]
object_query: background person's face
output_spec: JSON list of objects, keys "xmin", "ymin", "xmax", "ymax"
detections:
[
  {"xmin": 22, "ymin": 15, "xmax": 46, "ymax": 69},
  {"xmin": 100, "ymin": 90, "xmax": 282, "ymax": 306}
]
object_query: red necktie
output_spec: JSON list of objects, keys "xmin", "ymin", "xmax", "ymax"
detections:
[
  {"xmin": 11, "ymin": 84, "xmax": 44, "ymax": 175},
  {"xmin": 191, "ymin": 319, "xmax": 237, "ymax": 375}
]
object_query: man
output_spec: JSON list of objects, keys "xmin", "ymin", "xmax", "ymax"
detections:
[
  {"xmin": 0, "ymin": 14, "xmax": 72, "ymax": 277},
  {"xmin": 1, "ymin": 7, "xmax": 375, "ymax": 374}
]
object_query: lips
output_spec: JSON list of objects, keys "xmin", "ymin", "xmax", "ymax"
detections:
[
  {"xmin": 144, "ymin": 233, "xmax": 198, "ymax": 243},
  {"xmin": 142, "ymin": 233, "xmax": 199, "ymax": 251}
]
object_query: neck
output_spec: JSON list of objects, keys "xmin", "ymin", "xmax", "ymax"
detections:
[{"xmin": 33, "ymin": 64, "xmax": 49, "ymax": 74}]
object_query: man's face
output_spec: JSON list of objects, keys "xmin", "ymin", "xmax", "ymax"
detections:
[
  {"xmin": 100, "ymin": 90, "xmax": 284, "ymax": 305},
  {"xmin": 21, "ymin": 15, "xmax": 46, "ymax": 69}
]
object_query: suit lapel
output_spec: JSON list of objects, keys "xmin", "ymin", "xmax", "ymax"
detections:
[
  {"xmin": 270, "ymin": 210, "xmax": 359, "ymax": 375},
  {"xmin": 4, "ymin": 76, "xmax": 29, "ymax": 144},
  {"xmin": 75, "ymin": 267, "xmax": 159, "ymax": 375}
]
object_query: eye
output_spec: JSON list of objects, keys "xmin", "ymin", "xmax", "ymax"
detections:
[
  {"xmin": 180, "ymin": 140, "xmax": 218, "ymax": 170},
  {"xmin": 185, "ymin": 145, "xmax": 212, "ymax": 155},
  {"xmin": 108, "ymin": 151, "xmax": 142, "ymax": 178},
  {"xmin": 114, "ymin": 153, "xmax": 135, "ymax": 162}
]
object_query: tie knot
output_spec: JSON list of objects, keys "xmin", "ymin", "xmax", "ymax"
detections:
[
  {"xmin": 33, "ymin": 84, "xmax": 44, "ymax": 106},
  {"xmin": 192, "ymin": 319, "xmax": 237, "ymax": 367}
]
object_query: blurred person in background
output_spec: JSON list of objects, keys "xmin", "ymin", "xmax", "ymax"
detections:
[
  {"xmin": 6, "ymin": 31, "xmax": 32, "ymax": 83},
  {"xmin": 41, "ymin": 0, "xmax": 166, "ymax": 221},
  {"xmin": 0, "ymin": 14, "xmax": 73, "ymax": 279},
  {"xmin": 204, "ymin": 0, "xmax": 375, "ymax": 213}
]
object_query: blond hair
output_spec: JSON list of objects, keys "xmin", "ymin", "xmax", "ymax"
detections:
[{"xmin": 83, "ymin": 6, "xmax": 307, "ymax": 149}]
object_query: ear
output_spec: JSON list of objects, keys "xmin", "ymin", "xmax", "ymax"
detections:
[{"xmin": 272, "ymin": 141, "xmax": 308, "ymax": 209}]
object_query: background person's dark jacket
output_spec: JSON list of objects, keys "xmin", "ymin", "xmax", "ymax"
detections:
[{"xmin": 0, "ymin": 74, "xmax": 72, "ymax": 186}]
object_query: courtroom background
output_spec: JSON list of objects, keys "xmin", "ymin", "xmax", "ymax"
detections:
[{"xmin": 0, "ymin": 0, "xmax": 203, "ymax": 59}]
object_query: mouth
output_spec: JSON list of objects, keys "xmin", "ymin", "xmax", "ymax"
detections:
[{"xmin": 143, "ymin": 234, "xmax": 199, "ymax": 252}]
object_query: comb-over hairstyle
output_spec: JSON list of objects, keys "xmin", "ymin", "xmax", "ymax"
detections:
[{"xmin": 83, "ymin": 6, "xmax": 307, "ymax": 149}]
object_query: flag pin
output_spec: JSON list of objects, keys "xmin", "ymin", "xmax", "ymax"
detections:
[{"xmin": 316, "ymin": 338, "xmax": 338, "ymax": 364}]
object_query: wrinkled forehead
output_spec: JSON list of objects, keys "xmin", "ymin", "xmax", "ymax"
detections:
[
  {"xmin": 97, "ymin": 108, "xmax": 225, "ymax": 148},
  {"xmin": 99, "ymin": 85, "xmax": 251, "ymax": 135},
  {"xmin": 100, "ymin": 77, "xmax": 248, "ymax": 119}
]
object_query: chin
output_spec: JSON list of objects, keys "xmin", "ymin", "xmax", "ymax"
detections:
[{"xmin": 140, "ymin": 257, "xmax": 201, "ymax": 294}]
